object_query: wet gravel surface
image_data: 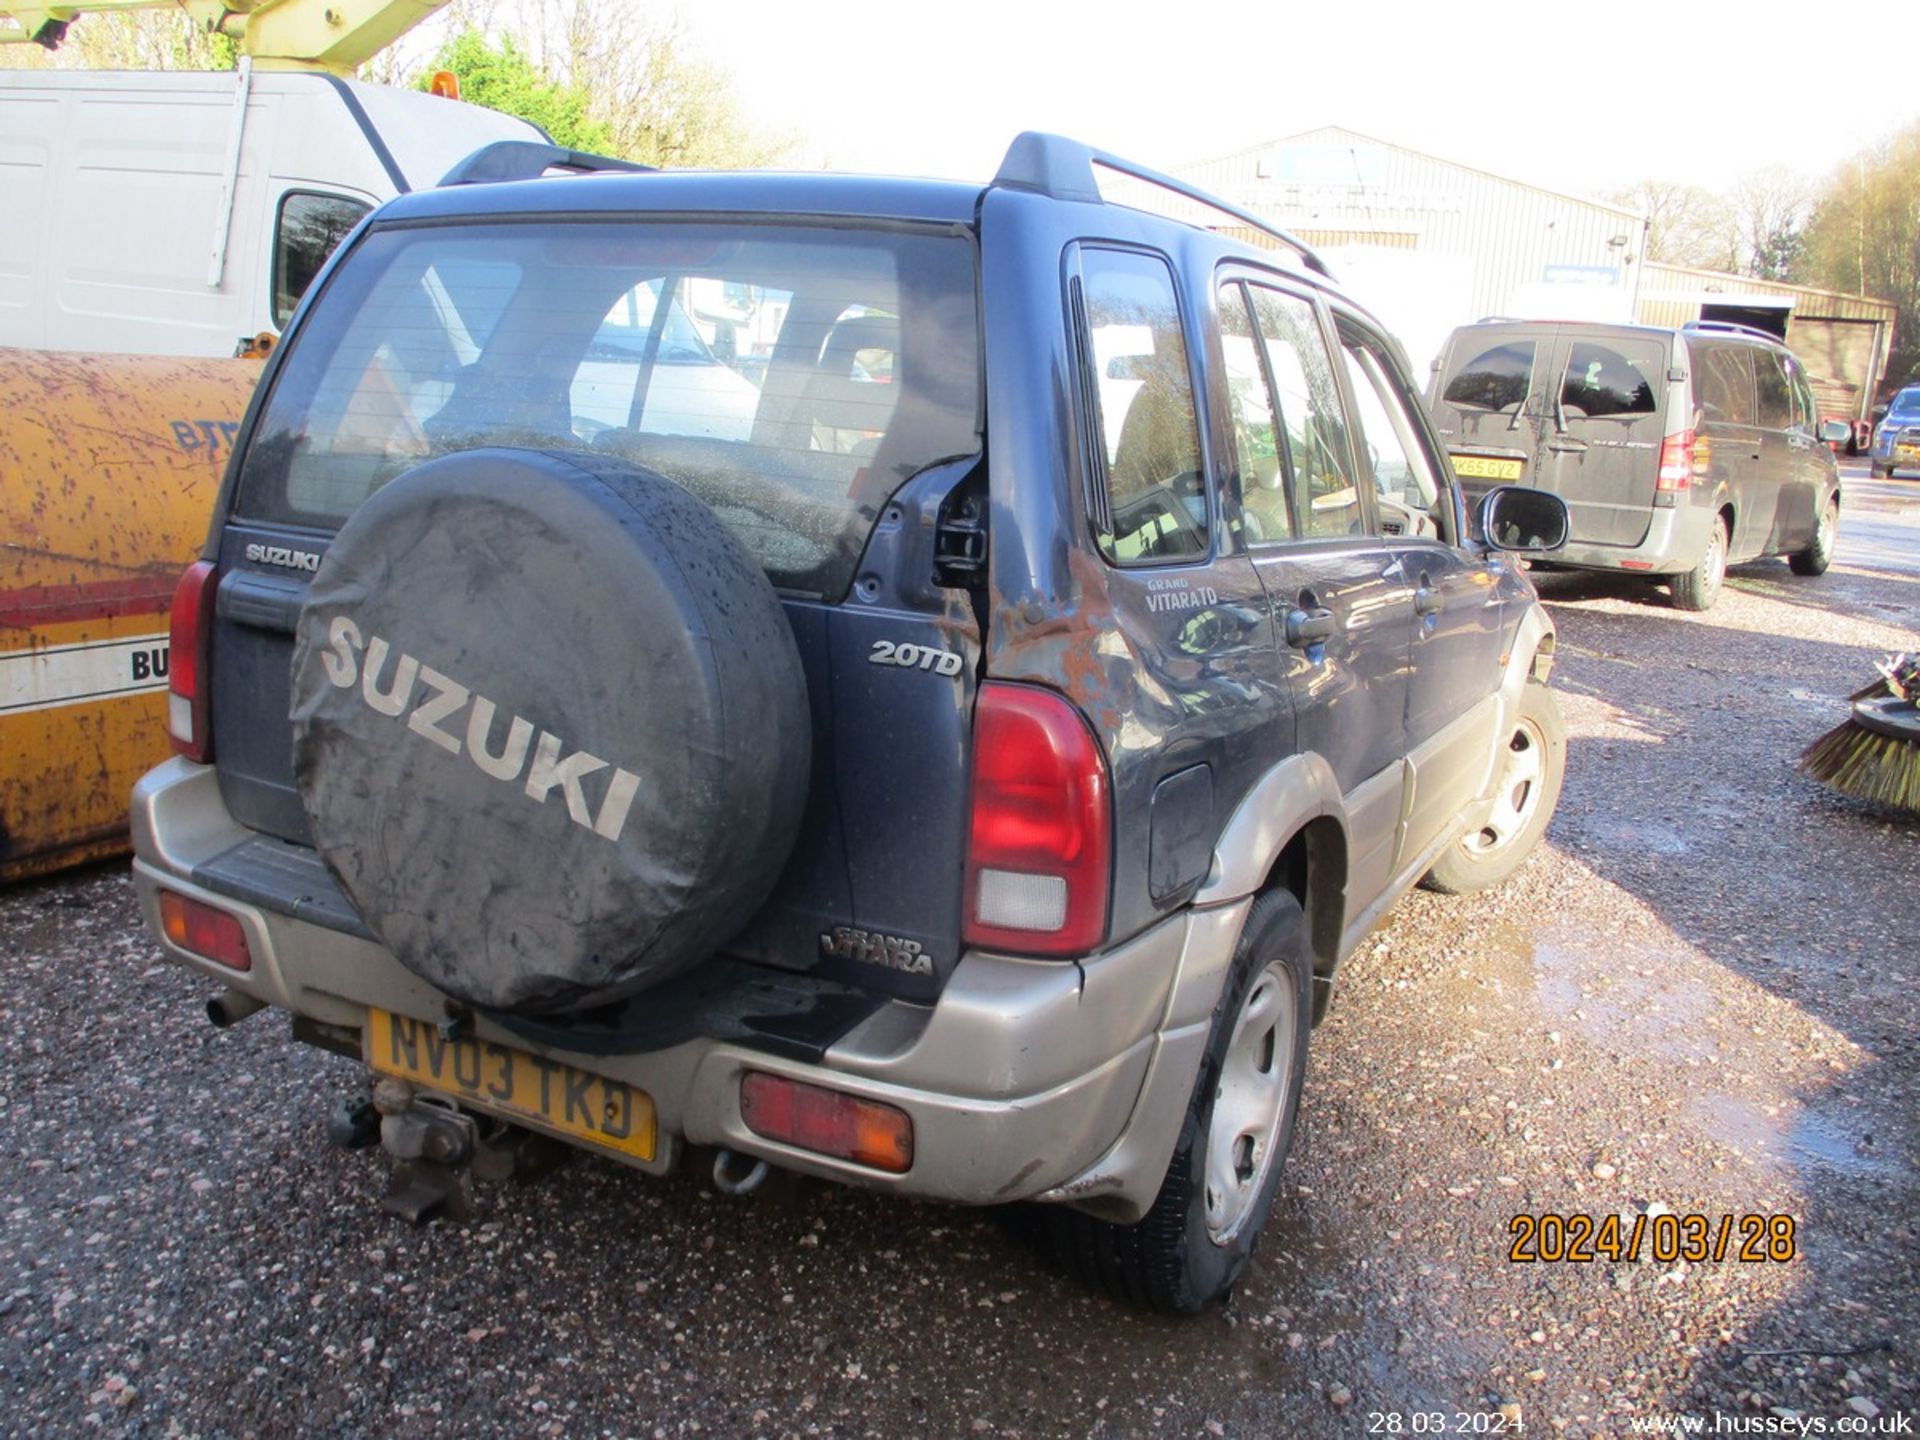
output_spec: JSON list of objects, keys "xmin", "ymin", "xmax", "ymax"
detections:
[{"xmin": 2, "ymin": 466, "xmax": 1917, "ymax": 1437}]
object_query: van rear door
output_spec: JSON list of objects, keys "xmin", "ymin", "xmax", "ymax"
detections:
[
  {"xmin": 1535, "ymin": 331, "xmax": 1670, "ymax": 548},
  {"xmin": 1427, "ymin": 323, "xmax": 1554, "ymax": 511}
]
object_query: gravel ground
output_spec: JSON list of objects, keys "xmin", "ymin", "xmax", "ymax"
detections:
[{"xmin": 1, "ymin": 468, "xmax": 1916, "ymax": 1438}]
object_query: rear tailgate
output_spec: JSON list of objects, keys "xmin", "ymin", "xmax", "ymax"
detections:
[{"xmin": 206, "ymin": 212, "xmax": 985, "ymax": 1002}]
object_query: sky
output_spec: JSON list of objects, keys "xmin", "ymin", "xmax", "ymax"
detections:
[{"xmin": 676, "ymin": 0, "xmax": 1918, "ymax": 200}]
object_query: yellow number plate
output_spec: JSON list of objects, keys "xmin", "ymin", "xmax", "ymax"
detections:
[
  {"xmin": 1451, "ymin": 453, "xmax": 1526, "ymax": 482},
  {"xmin": 366, "ymin": 1009, "xmax": 656, "ymax": 1162},
  {"xmin": 1896, "ymin": 443, "xmax": 1920, "ymax": 463}
]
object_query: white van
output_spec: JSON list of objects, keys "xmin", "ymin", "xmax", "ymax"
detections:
[{"xmin": 0, "ymin": 68, "xmax": 544, "ymax": 357}]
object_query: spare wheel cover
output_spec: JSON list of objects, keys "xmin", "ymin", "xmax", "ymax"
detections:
[{"xmin": 289, "ymin": 448, "xmax": 810, "ymax": 1014}]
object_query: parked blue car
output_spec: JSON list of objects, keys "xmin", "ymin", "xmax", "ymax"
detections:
[{"xmin": 1871, "ymin": 385, "xmax": 1920, "ymax": 477}]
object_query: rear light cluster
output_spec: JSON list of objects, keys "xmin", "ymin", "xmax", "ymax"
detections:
[
  {"xmin": 963, "ymin": 682, "xmax": 1111, "ymax": 956},
  {"xmin": 740, "ymin": 1072, "xmax": 912, "ymax": 1172},
  {"xmin": 158, "ymin": 890, "xmax": 253, "ymax": 971},
  {"xmin": 167, "ymin": 560, "xmax": 219, "ymax": 762},
  {"xmin": 1654, "ymin": 430, "xmax": 1710, "ymax": 508}
]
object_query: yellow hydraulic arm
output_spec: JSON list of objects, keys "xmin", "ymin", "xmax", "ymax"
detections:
[{"xmin": 0, "ymin": 0, "xmax": 448, "ymax": 74}]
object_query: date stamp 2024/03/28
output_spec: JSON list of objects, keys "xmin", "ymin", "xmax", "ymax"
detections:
[{"xmin": 1508, "ymin": 1213, "xmax": 1797, "ymax": 1265}]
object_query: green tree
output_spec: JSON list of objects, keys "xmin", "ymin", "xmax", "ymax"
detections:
[
  {"xmin": 1799, "ymin": 124, "xmax": 1920, "ymax": 392},
  {"xmin": 0, "ymin": 11, "xmax": 236, "ymax": 70},
  {"xmin": 415, "ymin": 27, "xmax": 612, "ymax": 154}
]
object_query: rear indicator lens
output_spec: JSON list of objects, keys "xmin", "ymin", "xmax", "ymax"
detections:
[
  {"xmin": 167, "ymin": 561, "xmax": 219, "ymax": 762},
  {"xmin": 963, "ymin": 683, "xmax": 1111, "ymax": 956},
  {"xmin": 159, "ymin": 890, "xmax": 253, "ymax": 971},
  {"xmin": 740, "ymin": 1072, "xmax": 913, "ymax": 1173}
]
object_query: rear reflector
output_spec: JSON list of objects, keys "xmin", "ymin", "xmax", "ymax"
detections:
[
  {"xmin": 159, "ymin": 891, "xmax": 252, "ymax": 971},
  {"xmin": 167, "ymin": 561, "xmax": 219, "ymax": 762},
  {"xmin": 740, "ymin": 1072, "xmax": 912, "ymax": 1173},
  {"xmin": 964, "ymin": 683, "xmax": 1111, "ymax": 956}
]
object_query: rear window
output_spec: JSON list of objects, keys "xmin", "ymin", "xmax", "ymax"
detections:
[
  {"xmin": 234, "ymin": 220, "xmax": 982, "ymax": 599},
  {"xmin": 1560, "ymin": 341, "xmax": 1656, "ymax": 419},
  {"xmin": 1441, "ymin": 339, "xmax": 1535, "ymax": 414}
]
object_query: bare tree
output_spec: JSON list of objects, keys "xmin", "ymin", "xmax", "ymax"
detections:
[{"xmin": 1606, "ymin": 179, "xmax": 1738, "ymax": 271}]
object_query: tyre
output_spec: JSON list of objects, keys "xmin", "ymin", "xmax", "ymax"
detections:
[
  {"xmin": 1870, "ymin": 462, "xmax": 1891, "ymax": 480},
  {"xmin": 289, "ymin": 448, "xmax": 811, "ymax": 1015},
  {"xmin": 1423, "ymin": 682, "xmax": 1567, "ymax": 896},
  {"xmin": 1788, "ymin": 494, "xmax": 1838, "ymax": 576},
  {"xmin": 1039, "ymin": 889, "xmax": 1312, "ymax": 1313},
  {"xmin": 1670, "ymin": 512, "xmax": 1728, "ymax": 612}
]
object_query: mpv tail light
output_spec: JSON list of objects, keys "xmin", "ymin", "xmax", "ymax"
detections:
[
  {"xmin": 964, "ymin": 683, "xmax": 1111, "ymax": 956},
  {"xmin": 1654, "ymin": 429, "xmax": 1702, "ymax": 508},
  {"xmin": 167, "ymin": 561, "xmax": 218, "ymax": 762}
]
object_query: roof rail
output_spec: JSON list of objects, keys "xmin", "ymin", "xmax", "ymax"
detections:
[
  {"xmin": 439, "ymin": 141, "xmax": 651, "ymax": 188},
  {"xmin": 1682, "ymin": 319, "xmax": 1783, "ymax": 346},
  {"xmin": 993, "ymin": 132, "xmax": 1332, "ymax": 278}
]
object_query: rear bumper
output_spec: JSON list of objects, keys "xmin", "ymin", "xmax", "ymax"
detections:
[
  {"xmin": 1535, "ymin": 502, "xmax": 1708, "ymax": 576},
  {"xmin": 131, "ymin": 758, "xmax": 1244, "ymax": 1220}
]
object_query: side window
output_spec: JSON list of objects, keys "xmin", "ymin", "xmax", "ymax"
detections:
[
  {"xmin": 273, "ymin": 192, "xmax": 372, "ymax": 328},
  {"xmin": 1441, "ymin": 340, "xmax": 1535, "ymax": 414},
  {"xmin": 1561, "ymin": 341, "xmax": 1657, "ymax": 419},
  {"xmin": 1217, "ymin": 281, "xmax": 1293, "ymax": 544},
  {"xmin": 1782, "ymin": 356, "xmax": 1817, "ymax": 431},
  {"xmin": 1076, "ymin": 248, "xmax": 1208, "ymax": 565},
  {"xmin": 1755, "ymin": 349, "xmax": 1793, "ymax": 430},
  {"xmin": 1694, "ymin": 344, "xmax": 1756, "ymax": 426},
  {"xmin": 1247, "ymin": 285, "xmax": 1363, "ymax": 539},
  {"xmin": 1338, "ymin": 327, "xmax": 1447, "ymax": 541}
]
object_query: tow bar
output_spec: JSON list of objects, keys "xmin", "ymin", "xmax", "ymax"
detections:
[{"xmin": 365, "ymin": 1077, "xmax": 568, "ymax": 1222}]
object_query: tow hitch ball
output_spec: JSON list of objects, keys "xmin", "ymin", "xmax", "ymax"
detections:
[{"xmin": 361, "ymin": 1078, "xmax": 569, "ymax": 1224}]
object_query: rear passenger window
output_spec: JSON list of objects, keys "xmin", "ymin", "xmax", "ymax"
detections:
[
  {"xmin": 1561, "ymin": 342, "xmax": 1656, "ymax": 419},
  {"xmin": 1218, "ymin": 282, "xmax": 1293, "ymax": 544},
  {"xmin": 1246, "ymin": 285, "xmax": 1362, "ymax": 539},
  {"xmin": 1442, "ymin": 341, "xmax": 1535, "ymax": 413},
  {"xmin": 1076, "ymin": 248, "xmax": 1208, "ymax": 565},
  {"xmin": 1755, "ymin": 351, "xmax": 1793, "ymax": 429},
  {"xmin": 1694, "ymin": 345, "xmax": 1755, "ymax": 425}
]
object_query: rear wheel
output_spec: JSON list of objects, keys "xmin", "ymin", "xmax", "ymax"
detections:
[
  {"xmin": 1423, "ymin": 681, "xmax": 1566, "ymax": 895},
  {"xmin": 1789, "ymin": 495, "xmax": 1838, "ymax": 576},
  {"xmin": 1038, "ymin": 890, "xmax": 1312, "ymax": 1313},
  {"xmin": 1670, "ymin": 512, "xmax": 1728, "ymax": 612}
]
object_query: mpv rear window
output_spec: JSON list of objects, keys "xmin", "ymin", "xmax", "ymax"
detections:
[
  {"xmin": 1441, "ymin": 340, "xmax": 1535, "ymax": 413},
  {"xmin": 234, "ymin": 220, "xmax": 982, "ymax": 599}
]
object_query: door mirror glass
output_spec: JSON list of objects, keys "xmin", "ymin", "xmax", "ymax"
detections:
[{"xmin": 1480, "ymin": 486, "xmax": 1569, "ymax": 552}]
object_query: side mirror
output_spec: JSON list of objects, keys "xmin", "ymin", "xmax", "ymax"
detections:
[
  {"xmin": 1819, "ymin": 420, "xmax": 1851, "ymax": 446},
  {"xmin": 1480, "ymin": 486, "xmax": 1569, "ymax": 553}
]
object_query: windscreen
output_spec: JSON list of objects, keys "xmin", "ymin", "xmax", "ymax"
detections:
[{"xmin": 233, "ymin": 219, "xmax": 982, "ymax": 599}]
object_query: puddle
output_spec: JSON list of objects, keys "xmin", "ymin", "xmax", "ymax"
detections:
[
  {"xmin": 1470, "ymin": 923, "xmax": 1722, "ymax": 1064},
  {"xmin": 1691, "ymin": 1094, "xmax": 1897, "ymax": 1179}
]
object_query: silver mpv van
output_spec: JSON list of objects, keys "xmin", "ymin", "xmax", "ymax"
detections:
[{"xmin": 1427, "ymin": 319, "xmax": 1847, "ymax": 610}]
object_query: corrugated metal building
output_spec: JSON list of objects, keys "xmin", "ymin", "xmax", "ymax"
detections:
[{"xmin": 1172, "ymin": 126, "xmax": 1649, "ymax": 366}]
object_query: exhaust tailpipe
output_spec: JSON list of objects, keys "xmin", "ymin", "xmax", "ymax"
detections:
[{"xmin": 206, "ymin": 989, "xmax": 265, "ymax": 1028}]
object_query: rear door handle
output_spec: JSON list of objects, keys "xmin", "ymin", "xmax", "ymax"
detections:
[
  {"xmin": 1547, "ymin": 439, "xmax": 1588, "ymax": 454},
  {"xmin": 1413, "ymin": 583, "xmax": 1441, "ymax": 617},
  {"xmin": 1285, "ymin": 606, "xmax": 1337, "ymax": 647}
]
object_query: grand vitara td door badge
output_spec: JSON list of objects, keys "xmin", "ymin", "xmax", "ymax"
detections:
[{"xmin": 317, "ymin": 616, "xmax": 642, "ymax": 842}]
